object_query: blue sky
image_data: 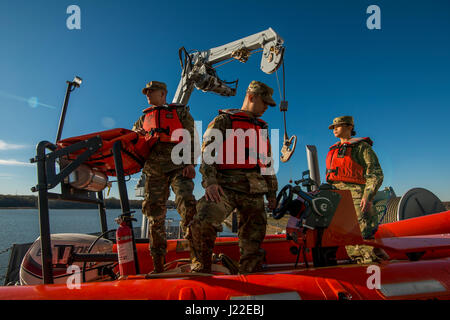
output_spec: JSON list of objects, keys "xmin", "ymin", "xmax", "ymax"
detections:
[{"xmin": 0, "ymin": 0, "xmax": 449, "ymax": 202}]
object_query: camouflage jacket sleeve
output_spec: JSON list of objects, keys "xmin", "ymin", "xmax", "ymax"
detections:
[
  {"xmin": 199, "ymin": 114, "xmax": 231, "ymax": 188},
  {"xmin": 177, "ymin": 106, "xmax": 198, "ymax": 166},
  {"xmin": 355, "ymin": 142, "xmax": 384, "ymax": 201},
  {"xmin": 132, "ymin": 115, "xmax": 145, "ymax": 132}
]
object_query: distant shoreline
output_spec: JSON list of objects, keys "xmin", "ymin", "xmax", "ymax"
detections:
[
  {"xmin": 0, "ymin": 207, "xmax": 142, "ymax": 210},
  {"xmin": 0, "ymin": 207, "xmax": 177, "ymax": 210},
  {"xmin": 0, "ymin": 194, "xmax": 176, "ymax": 210},
  {"xmin": 0, "ymin": 207, "xmax": 36, "ymax": 210}
]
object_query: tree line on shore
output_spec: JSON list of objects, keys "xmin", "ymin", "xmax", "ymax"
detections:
[
  {"xmin": 1, "ymin": 194, "xmax": 447, "ymax": 211},
  {"xmin": 0, "ymin": 194, "xmax": 176, "ymax": 209}
]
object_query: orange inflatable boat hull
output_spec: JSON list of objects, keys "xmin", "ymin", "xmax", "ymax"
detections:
[{"xmin": 1, "ymin": 205, "xmax": 449, "ymax": 300}]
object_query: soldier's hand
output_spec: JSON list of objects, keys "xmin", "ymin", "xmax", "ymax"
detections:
[
  {"xmin": 182, "ymin": 165, "xmax": 196, "ymax": 179},
  {"xmin": 134, "ymin": 128, "xmax": 147, "ymax": 136},
  {"xmin": 360, "ymin": 198, "xmax": 373, "ymax": 213},
  {"xmin": 267, "ymin": 198, "xmax": 277, "ymax": 210},
  {"xmin": 205, "ymin": 184, "xmax": 225, "ymax": 203}
]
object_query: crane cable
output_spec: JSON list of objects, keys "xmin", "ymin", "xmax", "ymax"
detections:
[
  {"xmin": 275, "ymin": 61, "xmax": 297, "ymax": 162},
  {"xmin": 213, "ymin": 49, "xmax": 264, "ymax": 69},
  {"xmin": 275, "ymin": 61, "xmax": 289, "ymax": 140}
]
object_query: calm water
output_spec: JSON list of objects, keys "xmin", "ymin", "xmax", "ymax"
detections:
[
  {"xmin": 0, "ymin": 208, "xmax": 144, "ymax": 279},
  {"xmin": 0, "ymin": 208, "xmax": 233, "ymax": 280}
]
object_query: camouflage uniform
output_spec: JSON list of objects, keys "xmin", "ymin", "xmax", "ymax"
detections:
[
  {"xmin": 328, "ymin": 116, "xmax": 384, "ymax": 263},
  {"xmin": 132, "ymin": 81, "xmax": 197, "ymax": 269},
  {"xmin": 189, "ymin": 81, "xmax": 278, "ymax": 274}
]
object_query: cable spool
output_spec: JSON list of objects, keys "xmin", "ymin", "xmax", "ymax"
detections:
[
  {"xmin": 378, "ymin": 188, "xmax": 446, "ymax": 224},
  {"xmin": 380, "ymin": 197, "xmax": 401, "ymax": 224},
  {"xmin": 398, "ymin": 188, "xmax": 446, "ymax": 220}
]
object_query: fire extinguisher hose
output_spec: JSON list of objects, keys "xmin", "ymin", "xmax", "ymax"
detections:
[{"xmin": 82, "ymin": 229, "xmax": 117, "ymax": 283}]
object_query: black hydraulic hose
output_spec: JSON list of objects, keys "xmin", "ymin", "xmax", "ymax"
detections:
[
  {"xmin": 82, "ymin": 229, "xmax": 117, "ymax": 283},
  {"xmin": 294, "ymin": 245, "xmax": 301, "ymax": 268},
  {"xmin": 301, "ymin": 231, "xmax": 309, "ymax": 269},
  {"xmin": 302, "ymin": 245, "xmax": 309, "ymax": 269}
]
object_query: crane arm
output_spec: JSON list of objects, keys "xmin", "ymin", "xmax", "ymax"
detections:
[
  {"xmin": 172, "ymin": 28, "xmax": 285, "ymax": 105},
  {"xmin": 202, "ymin": 27, "xmax": 284, "ymax": 69}
]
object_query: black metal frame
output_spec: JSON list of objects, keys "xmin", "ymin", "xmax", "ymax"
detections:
[
  {"xmin": 30, "ymin": 138, "xmax": 139, "ymax": 284},
  {"xmin": 56, "ymin": 79, "xmax": 80, "ymax": 143}
]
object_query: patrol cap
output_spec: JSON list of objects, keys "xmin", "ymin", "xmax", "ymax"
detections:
[
  {"xmin": 247, "ymin": 80, "xmax": 276, "ymax": 107},
  {"xmin": 328, "ymin": 116, "xmax": 354, "ymax": 129},
  {"xmin": 142, "ymin": 81, "xmax": 167, "ymax": 95}
]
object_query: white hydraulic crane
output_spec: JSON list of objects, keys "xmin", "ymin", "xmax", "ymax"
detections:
[{"xmin": 172, "ymin": 27, "xmax": 285, "ymax": 104}]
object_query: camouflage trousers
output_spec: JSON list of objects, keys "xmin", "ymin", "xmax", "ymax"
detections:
[
  {"xmin": 189, "ymin": 188, "xmax": 267, "ymax": 274},
  {"xmin": 333, "ymin": 183, "xmax": 380, "ymax": 263},
  {"xmin": 142, "ymin": 166, "xmax": 197, "ymax": 258},
  {"xmin": 345, "ymin": 197, "xmax": 383, "ymax": 264}
]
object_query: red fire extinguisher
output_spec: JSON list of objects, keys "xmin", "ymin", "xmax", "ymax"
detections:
[{"xmin": 116, "ymin": 220, "xmax": 137, "ymax": 276}]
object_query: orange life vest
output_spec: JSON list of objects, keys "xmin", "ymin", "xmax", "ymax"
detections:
[
  {"xmin": 142, "ymin": 104, "xmax": 185, "ymax": 147},
  {"xmin": 57, "ymin": 128, "xmax": 150, "ymax": 176},
  {"xmin": 325, "ymin": 137, "xmax": 373, "ymax": 185},
  {"xmin": 216, "ymin": 109, "xmax": 271, "ymax": 170}
]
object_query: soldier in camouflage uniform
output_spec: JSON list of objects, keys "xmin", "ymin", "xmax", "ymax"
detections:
[
  {"xmin": 188, "ymin": 81, "xmax": 278, "ymax": 274},
  {"xmin": 132, "ymin": 81, "xmax": 197, "ymax": 273},
  {"xmin": 326, "ymin": 116, "xmax": 387, "ymax": 263}
]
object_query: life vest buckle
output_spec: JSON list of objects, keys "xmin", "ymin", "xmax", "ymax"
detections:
[
  {"xmin": 326, "ymin": 168, "xmax": 338, "ymax": 175},
  {"xmin": 337, "ymin": 145, "xmax": 347, "ymax": 158},
  {"xmin": 149, "ymin": 127, "xmax": 170, "ymax": 136}
]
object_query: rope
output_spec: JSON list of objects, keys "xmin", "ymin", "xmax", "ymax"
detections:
[
  {"xmin": 213, "ymin": 49, "xmax": 264, "ymax": 69},
  {"xmin": 213, "ymin": 58, "xmax": 235, "ymax": 69},
  {"xmin": 275, "ymin": 69, "xmax": 283, "ymax": 101},
  {"xmin": 0, "ymin": 246, "xmax": 11, "ymax": 255},
  {"xmin": 0, "ymin": 247, "xmax": 12, "ymax": 282}
]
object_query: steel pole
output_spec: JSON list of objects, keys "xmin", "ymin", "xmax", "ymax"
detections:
[
  {"xmin": 35, "ymin": 141, "xmax": 55, "ymax": 284},
  {"xmin": 97, "ymin": 191, "xmax": 108, "ymax": 235},
  {"xmin": 112, "ymin": 141, "xmax": 140, "ymax": 274}
]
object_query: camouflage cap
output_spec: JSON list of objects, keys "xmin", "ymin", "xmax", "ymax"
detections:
[
  {"xmin": 247, "ymin": 80, "xmax": 276, "ymax": 107},
  {"xmin": 328, "ymin": 116, "xmax": 354, "ymax": 129},
  {"xmin": 142, "ymin": 81, "xmax": 167, "ymax": 95}
]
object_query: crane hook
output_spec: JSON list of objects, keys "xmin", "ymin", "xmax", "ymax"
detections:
[
  {"xmin": 281, "ymin": 133, "xmax": 297, "ymax": 162},
  {"xmin": 280, "ymin": 103, "xmax": 297, "ymax": 162}
]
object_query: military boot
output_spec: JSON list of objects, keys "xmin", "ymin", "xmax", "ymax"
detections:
[
  {"xmin": 239, "ymin": 249, "xmax": 266, "ymax": 274},
  {"xmin": 187, "ymin": 219, "xmax": 215, "ymax": 273},
  {"xmin": 190, "ymin": 249, "xmax": 212, "ymax": 274},
  {"xmin": 373, "ymin": 247, "xmax": 390, "ymax": 261}
]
